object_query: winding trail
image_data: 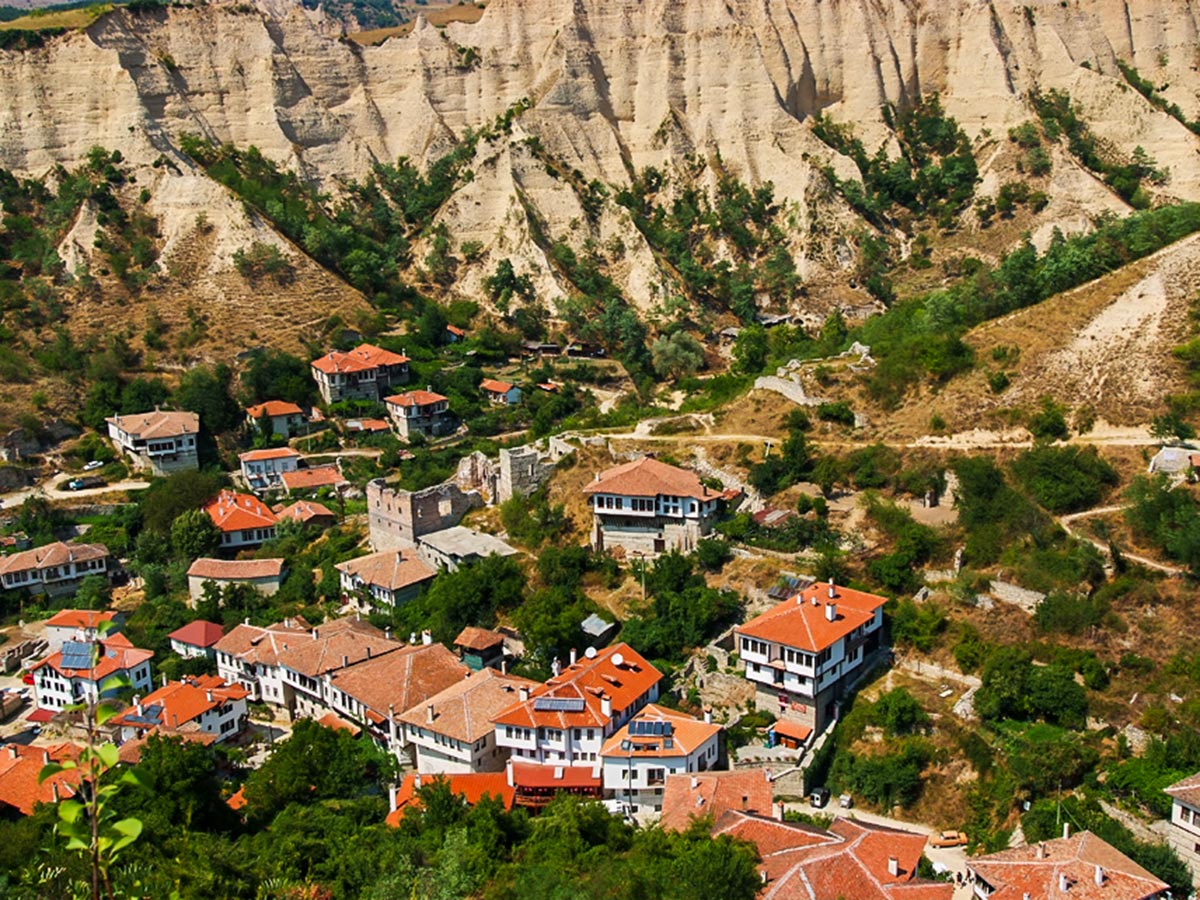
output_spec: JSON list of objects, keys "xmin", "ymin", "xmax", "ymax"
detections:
[{"xmin": 1058, "ymin": 505, "xmax": 1184, "ymax": 576}]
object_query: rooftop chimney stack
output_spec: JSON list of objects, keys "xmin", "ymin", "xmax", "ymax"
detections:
[
  {"xmin": 776, "ymin": 801, "xmax": 785, "ymax": 821},
  {"xmin": 1095, "ymin": 865, "xmax": 1104, "ymax": 886},
  {"xmin": 825, "ymin": 602, "xmax": 837, "ymax": 622},
  {"xmin": 887, "ymin": 857, "xmax": 899, "ymax": 877},
  {"xmin": 691, "ymin": 776, "xmax": 699, "ymax": 790},
  {"xmin": 1059, "ymin": 874, "xmax": 1069, "ymax": 893},
  {"xmin": 518, "ymin": 686, "xmax": 530, "ymax": 702},
  {"xmin": 551, "ymin": 657, "xmax": 561, "ymax": 677},
  {"xmin": 1036, "ymin": 843, "xmax": 1045, "ymax": 860},
  {"xmin": 206, "ymin": 690, "xmax": 214, "ymax": 703},
  {"xmin": 388, "ymin": 785, "xmax": 398, "ymax": 813},
  {"xmin": 421, "ymin": 630, "xmax": 432, "ymax": 646},
  {"xmin": 426, "ymin": 704, "xmax": 435, "ymax": 724},
  {"xmin": 601, "ymin": 693, "xmax": 613, "ymax": 718},
  {"xmin": 570, "ymin": 648, "xmax": 577, "ymax": 666},
  {"xmin": 703, "ymin": 706, "xmax": 713, "ymax": 725},
  {"xmin": 1063, "ymin": 823, "xmax": 1070, "ymax": 839},
  {"xmin": 342, "ymin": 655, "xmax": 349, "ymax": 669}
]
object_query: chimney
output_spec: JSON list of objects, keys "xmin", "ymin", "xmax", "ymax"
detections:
[
  {"xmin": 426, "ymin": 704, "xmax": 435, "ymax": 724},
  {"xmin": 7, "ymin": 746, "xmax": 17, "ymax": 759},
  {"xmin": 703, "ymin": 706, "xmax": 713, "ymax": 725},
  {"xmin": 410, "ymin": 632, "xmax": 417, "ymax": 644},
  {"xmin": 1063, "ymin": 822, "xmax": 1070, "ymax": 839},
  {"xmin": 501, "ymin": 659, "xmax": 508, "ymax": 675},
  {"xmin": 760, "ymin": 871, "xmax": 768, "ymax": 885},
  {"xmin": 342, "ymin": 655, "xmax": 349, "ymax": 669},
  {"xmin": 887, "ymin": 857, "xmax": 899, "ymax": 877},
  {"xmin": 601, "ymin": 693, "xmax": 613, "ymax": 718},
  {"xmin": 421, "ymin": 630, "xmax": 432, "ymax": 646},
  {"xmin": 1059, "ymin": 874, "xmax": 1069, "ymax": 893},
  {"xmin": 1094, "ymin": 865, "xmax": 1104, "ymax": 886},
  {"xmin": 206, "ymin": 690, "xmax": 214, "ymax": 703},
  {"xmin": 51, "ymin": 783, "xmax": 59, "ymax": 802},
  {"xmin": 570, "ymin": 648, "xmax": 577, "ymax": 666},
  {"xmin": 690, "ymin": 776, "xmax": 698, "ymax": 790},
  {"xmin": 42, "ymin": 750, "xmax": 50, "ymax": 765},
  {"xmin": 366, "ymin": 646, "xmax": 372, "ymax": 659},
  {"xmin": 776, "ymin": 801, "xmax": 785, "ymax": 821},
  {"xmin": 519, "ymin": 686, "xmax": 530, "ymax": 702},
  {"xmin": 825, "ymin": 602, "xmax": 837, "ymax": 622},
  {"xmin": 245, "ymin": 617, "xmax": 251, "ymax": 626},
  {"xmin": 811, "ymin": 593, "xmax": 819, "ymax": 606},
  {"xmin": 135, "ymin": 700, "xmax": 144, "ymax": 716},
  {"xmin": 414, "ymin": 773, "xmax": 422, "ymax": 790},
  {"xmin": 388, "ymin": 784, "xmax": 398, "ymax": 813},
  {"xmin": 1036, "ymin": 842, "xmax": 1045, "ymax": 859},
  {"xmin": 311, "ymin": 628, "xmax": 318, "ymax": 640},
  {"xmin": 551, "ymin": 658, "xmax": 561, "ymax": 677},
  {"xmin": 385, "ymin": 627, "xmax": 393, "ymax": 641},
  {"xmin": 554, "ymin": 767, "xmax": 564, "ymax": 780}
]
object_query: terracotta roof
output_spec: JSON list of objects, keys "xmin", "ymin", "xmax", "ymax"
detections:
[
  {"xmin": 275, "ymin": 500, "xmax": 337, "ymax": 524},
  {"xmin": 599, "ymin": 704, "xmax": 721, "ymax": 760},
  {"xmin": 226, "ymin": 786, "xmax": 247, "ymax": 811},
  {"xmin": 45, "ymin": 609, "xmax": 117, "ymax": 630},
  {"xmin": 187, "ymin": 558, "xmax": 285, "ymax": 581},
  {"xmin": 167, "ymin": 620, "xmax": 225, "ymax": 648},
  {"xmin": 446, "ymin": 325, "xmax": 466, "ymax": 337},
  {"xmin": 509, "ymin": 760, "xmax": 602, "ymax": 790},
  {"xmin": 329, "ymin": 642, "xmax": 469, "ymax": 721},
  {"xmin": 33, "ymin": 635, "xmax": 153, "ymax": 683},
  {"xmin": 0, "ymin": 541, "xmax": 109, "ymax": 577},
  {"xmin": 336, "ymin": 549, "xmax": 436, "ymax": 593},
  {"xmin": 280, "ymin": 466, "xmax": 344, "ymax": 490},
  {"xmin": 967, "ymin": 831, "xmax": 1169, "ymax": 900},
  {"xmin": 246, "ymin": 401, "xmax": 303, "ymax": 418},
  {"xmin": 736, "ymin": 582, "xmax": 887, "ymax": 653},
  {"xmin": 537, "ymin": 382, "xmax": 560, "ymax": 392},
  {"xmin": 399, "ymin": 668, "xmax": 538, "ymax": 744},
  {"xmin": 317, "ymin": 711, "xmax": 361, "ymax": 736},
  {"xmin": 0, "ymin": 742, "xmax": 81, "ymax": 814},
  {"xmin": 105, "ymin": 409, "xmax": 199, "ymax": 440},
  {"xmin": 311, "ymin": 343, "xmax": 409, "ymax": 375},
  {"xmin": 211, "ymin": 618, "xmax": 314, "ymax": 667},
  {"xmin": 272, "ymin": 618, "xmax": 403, "ymax": 678},
  {"xmin": 238, "ymin": 447, "xmax": 301, "ymax": 462},
  {"xmin": 386, "ymin": 770, "xmax": 513, "ymax": 826},
  {"xmin": 659, "ymin": 769, "xmax": 774, "ymax": 833},
  {"xmin": 491, "ymin": 643, "xmax": 662, "ymax": 731},
  {"xmin": 1165, "ymin": 771, "xmax": 1200, "ymax": 808},
  {"xmin": 385, "ymin": 390, "xmax": 448, "ymax": 408},
  {"xmin": 345, "ymin": 418, "xmax": 391, "ymax": 433},
  {"xmin": 770, "ymin": 719, "xmax": 813, "ymax": 743},
  {"xmin": 582, "ymin": 456, "xmax": 718, "ymax": 501},
  {"xmin": 454, "ymin": 626, "xmax": 505, "ymax": 652},
  {"xmin": 204, "ymin": 490, "xmax": 278, "ymax": 533},
  {"xmin": 480, "ymin": 378, "xmax": 515, "ymax": 394},
  {"xmin": 110, "ymin": 674, "xmax": 248, "ymax": 733}
]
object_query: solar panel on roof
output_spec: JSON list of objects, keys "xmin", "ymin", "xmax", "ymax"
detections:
[
  {"xmin": 533, "ymin": 697, "xmax": 586, "ymax": 713},
  {"xmin": 60, "ymin": 641, "xmax": 95, "ymax": 670}
]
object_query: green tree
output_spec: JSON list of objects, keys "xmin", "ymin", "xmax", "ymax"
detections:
[
  {"xmin": 732, "ymin": 324, "xmax": 768, "ymax": 374},
  {"xmin": 172, "ymin": 363, "xmax": 242, "ymax": 434},
  {"xmin": 170, "ymin": 508, "xmax": 220, "ymax": 561},
  {"xmin": 651, "ymin": 331, "xmax": 705, "ymax": 379}
]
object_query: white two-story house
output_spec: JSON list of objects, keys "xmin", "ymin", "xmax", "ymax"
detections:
[
  {"xmin": 385, "ymin": 389, "xmax": 454, "ymax": 442},
  {"xmin": 335, "ymin": 548, "xmax": 437, "ymax": 610},
  {"xmin": 106, "ymin": 409, "xmax": 200, "ymax": 476},
  {"xmin": 238, "ymin": 447, "xmax": 301, "ymax": 490},
  {"xmin": 1166, "ymin": 773, "xmax": 1200, "ymax": 888},
  {"xmin": 245, "ymin": 401, "xmax": 306, "ymax": 439},
  {"xmin": 600, "ymin": 705, "xmax": 722, "ymax": 815},
  {"xmin": 311, "ymin": 343, "xmax": 410, "ymax": 406},
  {"xmin": 31, "ymin": 635, "xmax": 154, "ymax": 713},
  {"xmin": 204, "ymin": 490, "xmax": 279, "ymax": 548},
  {"xmin": 0, "ymin": 542, "xmax": 111, "ymax": 598},
  {"xmin": 111, "ymin": 674, "xmax": 249, "ymax": 744},
  {"xmin": 736, "ymin": 581, "xmax": 888, "ymax": 735},
  {"xmin": 582, "ymin": 457, "xmax": 721, "ymax": 557}
]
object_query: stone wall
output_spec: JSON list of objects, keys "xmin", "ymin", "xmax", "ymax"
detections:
[{"xmin": 367, "ymin": 479, "xmax": 484, "ymax": 551}]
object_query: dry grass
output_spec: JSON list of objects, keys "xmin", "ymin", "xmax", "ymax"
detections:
[
  {"xmin": 348, "ymin": 1, "xmax": 486, "ymax": 45},
  {"xmin": 0, "ymin": 3, "xmax": 110, "ymax": 30}
]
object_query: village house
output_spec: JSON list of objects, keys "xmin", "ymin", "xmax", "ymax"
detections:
[
  {"xmin": 310, "ymin": 343, "xmax": 410, "ymax": 405},
  {"xmin": 245, "ymin": 400, "xmax": 306, "ymax": 439},
  {"xmin": 385, "ymin": 389, "xmax": 453, "ymax": 442},
  {"xmin": 105, "ymin": 409, "xmax": 200, "ymax": 476},
  {"xmin": 0, "ymin": 742, "xmax": 80, "ymax": 815},
  {"xmin": 167, "ymin": 620, "xmax": 225, "ymax": 659},
  {"xmin": 238, "ymin": 447, "xmax": 301, "ymax": 490},
  {"xmin": 0, "ymin": 541, "xmax": 111, "ymax": 598},
  {"xmin": 1164, "ymin": 773, "xmax": 1200, "ymax": 888},
  {"xmin": 110, "ymin": 674, "xmax": 249, "ymax": 744},
  {"xmin": 736, "ymin": 581, "xmax": 888, "ymax": 735},
  {"xmin": 279, "ymin": 465, "xmax": 345, "ymax": 493},
  {"xmin": 204, "ymin": 490, "xmax": 279, "ymax": 549},
  {"xmin": 599, "ymin": 705, "xmax": 722, "ymax": 815},
  {"xmin": 417, "ymin": 526, "xmax": 519, "ymax": 572},
  {"xmin": 326, "ymin": 638, "xmax": 469, "ymax": 760},
  {"xmin": 43, "ymin": 609, "xmax": 122, "ymax": 653},
  {"xmin": 335, "ymin": 548, "xmax": 437, "ymax": 610},
  {"xmin": 480, "ymin": 378, "xmax": 522, "ymax": 406},
  {"xmin": 344, "ymin": 417, "xmax": 391, "ymax": 436},
  {"xmin": 492, "ymin": 644, "xmax": 662, "ymax": 805},
  {"xmin": 386, "ymin": 771, "xmax": 514, "ymax": 827},
  {"xmin": 454, "ymin": 627, "xmax": 507, "ymax": 671},
  {"xmin": 967, "ymin": 829, "xmax": 1169, "ymax": 900},
  {"xmin": 445, "ymin": 324, "xmax": 467, "ymax": 343},
  {"xmin": 658, "ymin": 769, "xmax": 774, "ymax": 833},
  {"xmin": 582, "ymin": 456, "xmax": 721, "ymax": 557},
  {"xmin": 399, "ymin": 668, "xmax": 538, "ymax": 775},
  {"xmin": 275, "ymin": 499, "xmax": 338, "ymax": 530},
  {"xmin": 186, "ymin": 557, "xmax": 286, "ymax": 604},
  {"xmin": 213, "ymin": 618, "xmax": 312, "ymax": 704},
  {"xmin": 30, "ymin": 634, "xmax": 153, "ymax": 714}
]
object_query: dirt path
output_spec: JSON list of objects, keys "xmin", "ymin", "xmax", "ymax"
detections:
[
  {"xmin": 0, "ymin": 478, "xmax": 150, "ymax": 509},
  {"xmin": 1058, "ymin": 505, "xmax": 1184, "ymax": 576}
]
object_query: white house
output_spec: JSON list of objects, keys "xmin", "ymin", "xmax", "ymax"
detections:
[
  {"xmin": 203, "ymin": 490, "xmax": 278, "ymax": 549},
  {"xmin": 31, "ymin": 635, "xmax": 153, "ymax": 713},
  {"xmin": 0, "ymin": 541, "xmax": 111, "ymax": 598},
  {"xmin": 167, "ymin": 620, "xmax": 225, "ymax": 659},
  {"xmin": 110, "ymin": 674, "xmax": 249, "ymax": 744},
  {"xmin": 736, "ymin": 581, "xmax": 888, "ymax": 735},
  {"xmin": 398, "ymin": 668, "xmax": 538, "ymax": 775},
  {"xmin": 245, "ymin": 401, "xmax": 306, "ymax": 439},
  {"xmin": 600, "ymin": 705, "xmax": 722, "ymax": 815},
  {"xmin": 582, "ymin": 456, "xmax": 722, "ymax": 557},
  {"xmin": 417, "ymin": 526, "xmax": 519, "ymax": 572},
  {"xmin": 311, "ymin": 343, "xmax": 410, "ymax": 405},
  {"xmin": 238, "ymin": 447, "xmax": 301, "ymax": 490},
  {"xmin": 42, "ymin": 609, "xmax": 121, "ymax": 653},
  {"xmin": 480, "ymin": 378, "xmax": 522, "ymax": 406},
  {"xmin": 335, "ymin": 548, "xmax": 436, "ymax": 609},
  {"xmin": 385, "ymin": 389, "xmax": 454, "ymax": 442},
  {"xmin": 186, "ymin": 557, "xmax": 286, "ymax": 604},
  {"xmin": 1165, "ymin": 773, "xmax": 1200, "ymax": 888},
  {"xmin": 105, "ymin": 410, "xmax": 200, "ymax": 476}
]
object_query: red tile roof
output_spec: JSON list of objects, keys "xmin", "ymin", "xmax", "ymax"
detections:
[
  {"xmin": 45, "ymin": 609, "xmax": 117, "ymax": 630},
  {"xmin": 509, "ymin": 760, "xmax": 602, "ymax": 790},
  {"xmin": 399, "ymin": 668, "xmax": 538, "ymax": 744},
  {"xmin": 386, "ymin": 770, "xmax": 513, "ymax": 826},
  {"xmin": 110, "ymin": 674, "xmax": 248, "ymax": 734},
  {"xmin": 274, "ymin": 618, "xmax": 402, "ymax": 678},
  {"xmin": 275, "ymin": 500, "xmax": 337, "ymax": 524},
  {"xmin": 0, "ymin": 742, "xmax": 81, "ymax": 815},
  {"xmin": 246, "ymin": 401, "xmax": 303, "ymax": 418},
  {"xmin": 385, "ymin": 390, "xmax": 448, "ymax": 408},
  {"xmin": 659, "ymin": 769, "xmax": 774, "ymax": 833},
  {"xmin": 770, "ymin": 719, "xmax": 813, "ymax": 743},
  {"xmin": 105, "ymin": 409, "xmax": 199, "ymax": 440},
  {"xmin": 491, "ymin": 643, "xmax": 662, "ymax": 731},
  {"xmin": 336, "ymin": 549, "xmax": 436, "ymax": 593},
  {"xmin": 167, "ymin": 620, "xmax": 225, "ymax": 648},
  {"xmin": 204, "ymin": 490, "xmax": 278, "ymax": 533},
  {"xmin": 211, "ymin": 618, "xmax": 313, "ymax": 668},
  {"xmin": 967, "ymin": 831, "xmax": 1169, "ymax": 900},
  {"xmin": 736, "ymin": 582, "xmax": 887, "ymax": 654},
  {"xmin": 600, "ymin": 704, "xmax": 721, "ymax": 760},
  {"xmin": 238, "ymin": 447, "xmax": 301, "ymax": 462},
  {"xmin": 480, "ymin": 378, "xmax": 515, "ymax": 394},
  {"xmin": 582, "ymin": 456, "xmax": 718, "ymax": 501},
  {"xmin": 311, "ymin": 343, "xmax": 409, "ymax": 375},
  {"xmin": 0, "ymin": 542, "xmax": 109, "ymax": 577},
  {"xmin": 328, "ymin": 642, "xmax": 469, "ymax": 721},
  {"xmin": 454, "ymin": 626, "xmax": 505, "ymax": 652},
  {"xmin": 280, "ymin": 466, "xmax": 344, "ymax": 490},
  {"xmin": 317, "ymin": 711, "xmax": 361, "ymax": 736},
  {"xmin": 345, "ymin": 418, "xmax": 391, "ymax": 433},
  {"xmin": 446, "ymin": 325, "xmax": 466, "ymax": 338},
  {"xmin": 33, "ymin": 635, "xmax": 153, "ymax": 683},
  {"xmin": 1165, "ymin": 771, "xmax": 1200, "ymax": 808},
  {"xmin": 187, "ymin": 558, "xmax": 285, "ymax": 581}
]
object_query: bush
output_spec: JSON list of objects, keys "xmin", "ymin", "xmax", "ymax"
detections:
[
  {"xmin": 816, "ymin": 401, "xmax": 856, "ymax": 427},
  {"xmin": 1010, "ymin": 445, "xmax": 1118, "ymax": 513}
]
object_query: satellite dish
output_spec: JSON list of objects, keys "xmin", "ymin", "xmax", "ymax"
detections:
[
  {"xmin": 611, "ymin": 652, "xmax": 625, "ymax": 667},
  {"xmin": 584, "ymin": 646, "xmax": 598, "ymax": 659}
]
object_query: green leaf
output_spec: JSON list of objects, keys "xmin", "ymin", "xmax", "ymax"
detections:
[
  {"xmin": 95, "ymin": 703, "xmax": 120, "ymax": 726},
  {"xmin": 94, "ymin": 742, "xmax": 119, "ymax": 770},
  {"xmin": 38, "ymin": 763, "xmax": 65, "ymax": 783},
  {"xmin": 57, "ymin": 799, "xmax": 85, "ymax": 824}
]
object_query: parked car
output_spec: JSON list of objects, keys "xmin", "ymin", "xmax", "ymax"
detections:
[
  {"xmin": 809, "ymin": 787, "xmax": 830, "ymax": 809},
  {"xmin": 82, "ymin": 460, "xmax": 104, "ymax": 471},
  {"xmin": 21, "ymin": 672, "xmax": 34, "ymax": 686},
  {"xmin": 930, "ymin": 830, "xmax": 969, "ymax": 848},
  {"xmin": 67, "ymin": 475, "xmax": 105, "ymax": 491},
  {"xmin": 839, "ymin": 793, "xmax": 853, "ymax": 809}
]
